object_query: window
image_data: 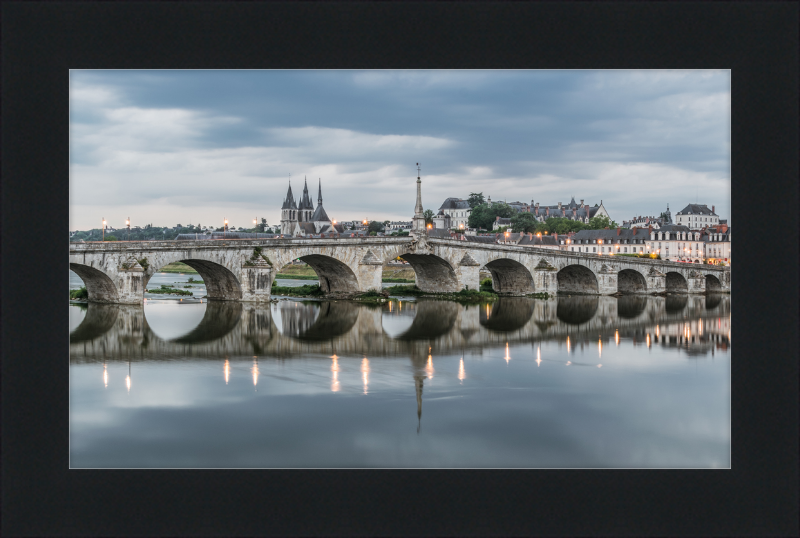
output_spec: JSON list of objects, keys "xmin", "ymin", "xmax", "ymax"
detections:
[
  {"xmin": 571, "ymin": 247, "xmax": 574, "ymax": 251},
  {"xmin": 624, "ymin": 247, "xmax": 627, "ymax": 253},
  {"xmin": 593, "ymin": 247, "xmax": 596, "ymax": 252}
]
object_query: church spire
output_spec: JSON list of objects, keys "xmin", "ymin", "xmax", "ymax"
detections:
[{"xmin": 317, "ymin": 178, "xmax": 323, "ymax": 206}]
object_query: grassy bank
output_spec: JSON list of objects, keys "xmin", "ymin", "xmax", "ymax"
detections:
[
  {"xmin": 146, "ymin": 285, "xmax": 193, "ymax": 296},
  {"xmin": 158, "ymin": 262, "xmax": 199, "ymax": 273},
  {"xmin": 271, "ymin": 283, "xmax": 325, "ymax": 297}
]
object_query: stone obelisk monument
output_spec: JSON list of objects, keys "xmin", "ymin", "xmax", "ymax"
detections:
[{"xmin": 411, "ymin": 162, "xmax": 427, "ymax": 236}]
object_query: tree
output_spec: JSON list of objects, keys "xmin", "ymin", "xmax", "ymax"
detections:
[
  {"xmin": 382, "ymin": 220, "xmax": 391, "ymax": 228},
  {"xmin": 510, "ymin": 212, "xmax": 538, "ymax": 233},
  {"xmin": 423, "ymin": 209, "xmax": 434, "ymax": 226},
  {"xmin": 467, "ymin": 202, "xmax": 514, "ymax": 231},
  {"xmin": 468, "ymin": 192, "xmax": 485, "ymax": 208},
  {"xmin": 587, "ymin": 215, "xmax": 619, "ymax": 230},
  {"xmin": 368, "ymin": 220, "xmax": 384, "ymax": 233},
  {"xmin": 350, "ymin": 224, "xmax": 356, "ymax": 230},
  {"xmin": 104, "ymin": 235, "xmax": 118, "ymax": 241}
]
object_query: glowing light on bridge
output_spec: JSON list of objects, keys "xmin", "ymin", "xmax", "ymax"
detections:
[
  {"xmin": 458, "ymin": 358, "xmax": 466, "ymax": 383},
  {"xmin": 361, "ymin": 358, "xmax": 370, "ymax": 395},
  {"xmin": 331, "ymin": 355, "xmax": 340, "ymax": 392},
  {"xmin": 224, "ymin": 359, "xmax": 230, "ymax": 384}
]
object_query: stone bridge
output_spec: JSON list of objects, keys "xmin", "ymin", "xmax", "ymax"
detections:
[
  {"xmin": 69, "ymin": 234, "xmax": 730, "ymax": 304},
  {"xmin": 70, "ymin": 294, "xmax": 731, "ymax": 363}
]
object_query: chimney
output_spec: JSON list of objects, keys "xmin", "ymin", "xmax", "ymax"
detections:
[
  {"xmin": 546, "ymin": 207, "xmax": 549, "ymax": 216},
  {"xmin": 648, "ymin": 225, "xmax": 652, "ymax": 235},
  {"xmin": 554, "ymin": 232, "xmax": 558, "ymax": 242},
  {"xmin": 712, "ymin": 205, "xmax": 715, "ymax": 214},
  {"xmin": 616, "ymin": 227, "xmax": 621, "ymax": 236},
  {"xmin": 632, "ymin": 226, "xmax": 637, "ymax": 235}
]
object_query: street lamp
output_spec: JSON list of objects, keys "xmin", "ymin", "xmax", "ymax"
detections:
[
  {"xmin": 102, "ymin": 218, "xmax": 106, "ymax": 241},
  {"xmin": 224, "ymin": 218, "xmax": 228, "ymax": 238},
  {"xmin": 126, "ymin": 217, "xmax": 130, "ymax": 241}
]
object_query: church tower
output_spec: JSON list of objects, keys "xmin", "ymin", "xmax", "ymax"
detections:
[
  {"xmin": 298, "ymin": 177, "xmax": 314, "ymax": 223},
  {"xmin": 280, "ymin": 179, "xmax": 297, "ymax": 235}
]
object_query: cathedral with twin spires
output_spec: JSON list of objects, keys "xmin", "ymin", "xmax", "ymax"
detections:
[{"xmin": 280, "ymin": 178, "xmax": 343, "ymax": 236}]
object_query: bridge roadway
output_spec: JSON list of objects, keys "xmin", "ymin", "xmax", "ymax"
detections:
[
  {"xmin": 70, "ymin": 294, "xmax": 731, "ymax": 364},
  {"xmin": 69, "ymin": 234, "xmax": 731, "ymax": 304}
]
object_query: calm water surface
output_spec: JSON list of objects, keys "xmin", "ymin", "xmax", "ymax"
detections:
[{"xmin": 69, "ymin": 277, "xmax": 730, "ymax": 468}]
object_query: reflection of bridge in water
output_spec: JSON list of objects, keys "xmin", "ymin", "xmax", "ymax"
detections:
[
  {"xmin": 70, "ymin": 295, "xmax": 731, "ymax": 364},
  {"xmin": 71, "ymin": 295, "xmax": 730, "ymax": 432}
]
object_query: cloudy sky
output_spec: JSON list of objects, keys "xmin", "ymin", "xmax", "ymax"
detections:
[{"xmin": 69, "ymin": 70, "xmax": 730, "ymax": 231}]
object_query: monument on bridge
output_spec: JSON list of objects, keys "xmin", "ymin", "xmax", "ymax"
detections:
[{"xmin": 411, "ymin": 163, "xmax": 428, "ymax": 236}]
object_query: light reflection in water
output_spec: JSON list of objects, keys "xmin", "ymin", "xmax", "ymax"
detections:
[
  {"xmin": 126, "ymin": 361, "xmax": 131, "ymax": 392},
  {"xmin": 331, "ymin": 355, "xmax": 340, "ymax": 392},
  {"xmin": 504, "ymin": 342, "xmax": 510, "ymax": 364},
  {"xmin": 598, "ymin": 338, "xmax": 602, "ymax": 359},
  {"xmin": 426, "ymin": 355, "xmax": 434, "ymax": 379},
  {"xmin": 566, "ymin": 336, "xmax": 570, "ymax": 353},
  {"xmin": 458, "ymin": 358, "xmax": 465, "ymax": 383},
  {"xmin": 252, "ymin": 359, "xmax": 259, "ymax": 390},
  {"xmin": 103, "ymin": 363, "xmax": 108, "ymax": 388},
  {"xmin": 615, "ymin": 330, "xmax": 619, "ymax": 346},
  {"xmin": 536, "ymin": 346, "xmax": 541, "ymax": 367},
  {"xmin": 361, "ymin": 358, "xmax": 370, "ymax": 394},
  {"xmin": 224, "ymin": 359, "xmax": 230, "ymax": 385},
  {"xmin": 646, "ymin": 333, "xmax": 651, "ymax": 348}
]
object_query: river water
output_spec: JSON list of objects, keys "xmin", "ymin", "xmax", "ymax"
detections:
[{"xmin": 69, "ymin": 274, "xmax": 730, "ymax": 468}]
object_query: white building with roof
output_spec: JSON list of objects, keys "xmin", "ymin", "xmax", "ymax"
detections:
[{"xmin": 675, "ymin": 203, "xmax": 720, "ymax": 230}]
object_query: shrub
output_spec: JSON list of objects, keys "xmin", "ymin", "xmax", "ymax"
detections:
[
  {"xmin": 69, "ymin": 287, "xmax": 88, "ymax": 300},
  {"xmin": 270, "ymin": 283, "xmax": 324, "ymax": 296},
  {"xmin": 480, "ymin": 277, "xmax": 493, "ymax": 287}
]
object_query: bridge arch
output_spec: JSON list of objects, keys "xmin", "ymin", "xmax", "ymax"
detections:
[
  {"xmin": 399, "ymin": 253, "xmax": 459, "ymax": 293},
  {"xmin": 556, "ymin": 264, "xmax": 599, "ymax": 294},
  {"xmin": 150, "ymin": 258, "xmax": 243, "ymax": 301},
  {"xmin": 617, "ymin": 268, "xmax": 648, "ymax": 294},
  {"xmin": 665, "ymin": 271, "xmax": 688, "ymax": 293},
  {"xmin": 295, "ymin": 255, "xmax": 360, "ymax": 293},
  {"xmin": 70, "ymin": 263, "xmax": 120, "ymax": 303},
  {"xmin": 482, "ymin": 259, "xmax": 534, "ymax": 295},
  {"xmin": 705, "ymin": 274, "xmax": 722, "ymax": 292}
]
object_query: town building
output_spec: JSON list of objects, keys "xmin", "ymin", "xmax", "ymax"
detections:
[
  {"xmin": 436, "ymin": 198, "xmax": 472, "ymax": 230},
  {"xmin": 527, "ymin": 197, "xmax": 610, "ymax": 223},
  {"xmin": 646, "ymin": 224, "xmax": 704, "ymax": 262},
  {"xmin": 675, "ymin": 203, "xmax": 720, "ymax": 230},
  {"xmin": 570, "ymin": 228, "xmax": 652, "ymax": 256},
  {"xmin": 280, "ymin": 178, "xmax": 344, "ymax": 236},
  {"xmin": 702, "ymin": 224, "xmax": 731, "ymax": 265},
  {"xmin": 622, "ymin": 205, "xmax": 671, "ymax": 229}
]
